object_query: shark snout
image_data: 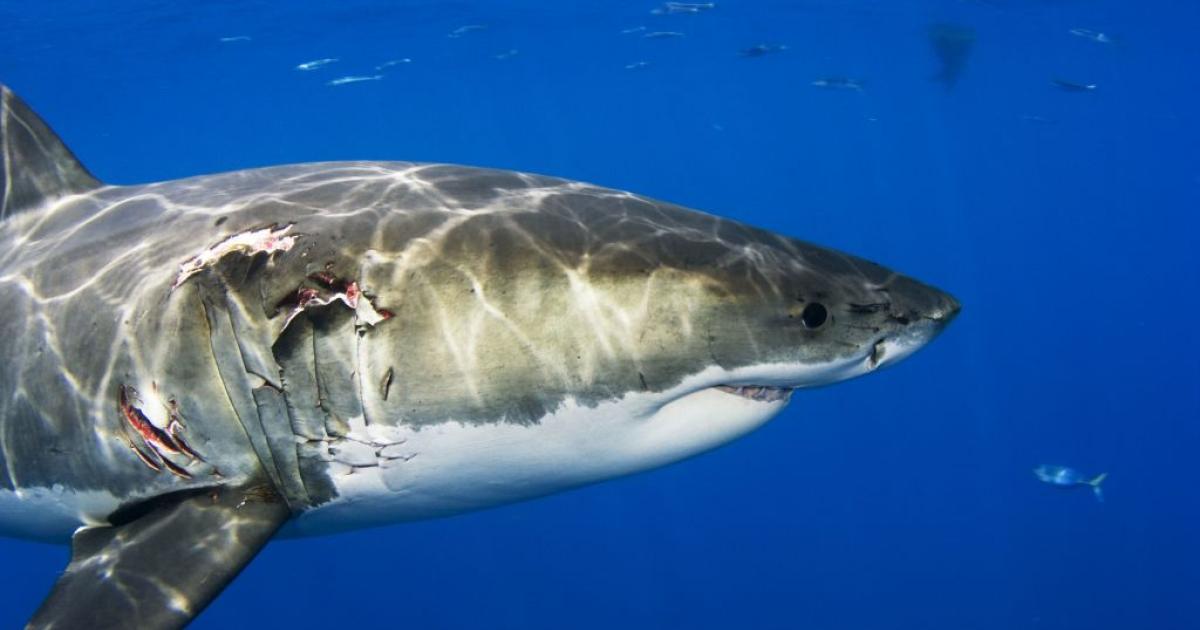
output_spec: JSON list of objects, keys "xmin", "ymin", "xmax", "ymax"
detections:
[
  {"xmin": 928, "ymin": 290, "xmax": 961, "ymax": 328},
  {"xmin": 883, "ymin": 274, "xmax": 961, "ymax": 330},
  {"xmin": 867, "ymin": 281, "xmax": 959, "ymax": 371}
]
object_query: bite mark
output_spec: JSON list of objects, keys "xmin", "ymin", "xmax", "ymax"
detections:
[
  {"xmin": 274, "ymin": 267, "xmax": 393, "ymax": 332},
  {"xmin": 172, "ymin": 223, "xmax": 297, "ymax": 290},
  {"xmin": 119, "ymin": 384, "xmax": 206, "ymax": 479}
]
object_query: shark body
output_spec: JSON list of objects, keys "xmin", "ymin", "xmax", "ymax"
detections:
[{"xmin": 0, "ymin": 85, "xmax": 958, "ymax": 628}]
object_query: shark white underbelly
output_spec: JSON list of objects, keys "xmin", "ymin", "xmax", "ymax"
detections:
[{"xmin": 286, "ymin": 366, "xmax": 804, "ymax": 536}]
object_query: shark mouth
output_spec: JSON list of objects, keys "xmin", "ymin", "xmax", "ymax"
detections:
[{"xmin": 713, "ymin": 385, "xmax": 794, "ymax": 403}]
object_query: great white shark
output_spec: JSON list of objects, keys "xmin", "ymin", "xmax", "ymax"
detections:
[{"xmin": 0, "ymin": 84, "xmax": 959, "ymax": 628}]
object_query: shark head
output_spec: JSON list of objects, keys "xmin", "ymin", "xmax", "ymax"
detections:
[
  {"xmin": 272, "ymin": 169, "xmax": 960, "ymax": 531},
  {"xmin": 491, "ymin": 200, "xmax": 961, "ymax": 472},
  {"xmin": 613, "ymin": 229, "xmax": 959, "ymax": 464},
  {"xmin": 668, "ymin": 233, "xmax": 960, "ymax": 389}
]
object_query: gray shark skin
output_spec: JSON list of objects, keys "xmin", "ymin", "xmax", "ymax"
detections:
[{"xmin": 0, "ymin": 84, "xmax": 959, "ymax": 628}]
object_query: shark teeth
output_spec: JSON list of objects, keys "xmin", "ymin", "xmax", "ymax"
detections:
[{"xmin": 713, "ymin": 385, "xmax": 794, "ymax": 403}]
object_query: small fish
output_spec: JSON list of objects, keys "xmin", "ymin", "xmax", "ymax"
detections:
[
  {"xmin": 1020, "ymin": 114, "xmax": 1056, "ymax": 124},
  {"xmin": 494, "ymin": 49, "xmax": 518, "ymax": 60},
  {"xmin": 1069, "ymin": 28, "xmax": 1115, "ymax": 45},
  {"xmin": 740, "ymin": 43, "xmax": 787, "ymax": 57},
  {"xmin": 811, "ymin": 77, "xmax": 864, "ymax": 91},
  {"xmin": 1034, "ymin": 465, "xmax": 1108, "ymax": 502},
  {"xmin": 643, "ymin": 31, "xmax": 685, "ymax": 40},
  {"xmin": 624, "ymin": 61, "xmax": 650, "ymax": 71},
  {"xmin": 448, "ymin": 24, "xmax": 486, "ymax": 38},
  {"xmin": 621, "ymin": 26, "xmax": 647, "ymax": 34},
  {"xmin": 651, "ymin": 2, "xmax": 717, "ymax": 14},
  {"xmin": 1053, "ymin": 78, "xmax": 1097, "ymax": 92},
  {"xmin": 326, "ymin": 75, "xmax": 383, "ymax": 86},
  {"xmin": 375, "ymin": 58, "xmax": 412, "ymax": 70},
  {"xmin": 296, "ymin": 58, "xmax": 338, "ymax": 71},
  {"xmin": 219, "ymin": 35, "xmax": 252, "ymax": 43}
]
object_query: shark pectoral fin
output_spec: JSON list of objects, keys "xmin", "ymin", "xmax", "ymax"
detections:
[{"xmin": 26, "ymin": 483, "xmax": 290, "ymax": 630}]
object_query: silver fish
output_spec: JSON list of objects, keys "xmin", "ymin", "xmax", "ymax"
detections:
[
  {"xmin": 296, "ymin": 57, "xmax": 338, "ymax": 71},
  {"xmin": 1034, "ymin": 465, "xmax": 1108, "ymax": 502}
]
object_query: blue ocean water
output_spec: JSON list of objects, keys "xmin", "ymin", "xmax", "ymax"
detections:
[{"xmin": 1, "ymin": 0, "xmax": 1198, "ymax": 628}]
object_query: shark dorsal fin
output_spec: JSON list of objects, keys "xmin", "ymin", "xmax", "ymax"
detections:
[{"xmin": 0, "ymin": 85, "xmax": 100, "ymax": 220}]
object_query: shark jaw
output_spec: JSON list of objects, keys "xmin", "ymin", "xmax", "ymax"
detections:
[{"xmin": 282, "ymin": 334, "xmax": 917, "ymax": 537}]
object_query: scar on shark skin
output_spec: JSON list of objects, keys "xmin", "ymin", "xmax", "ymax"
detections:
[
  {"xmin": 171, "ymin": 223, "xmax": 298, "ymax": 290},
  {"xmin": 273, "ymin": 266, "xmax": 395, "ymax": 332},
  {"xmin": 380, "ymin": 367, "xmax": 394, "ymax": 400},
  {"xmin": 118, "ymin": 384, "xmax": 206, "ymax": 479}
]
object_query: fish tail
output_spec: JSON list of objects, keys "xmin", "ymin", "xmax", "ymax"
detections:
[{"xmin": 1088, "ymin": 472, "xmax": 1107, "ymax": 502}]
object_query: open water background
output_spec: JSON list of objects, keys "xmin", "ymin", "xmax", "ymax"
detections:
[{"xmin": 1, "ymin": 1, "xmax": 1197, "ymax": 628}]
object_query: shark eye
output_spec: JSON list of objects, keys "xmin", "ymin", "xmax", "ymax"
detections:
[{"xmin": 800, "ymin": 302, "xmax": 828, "ymax": 329}]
